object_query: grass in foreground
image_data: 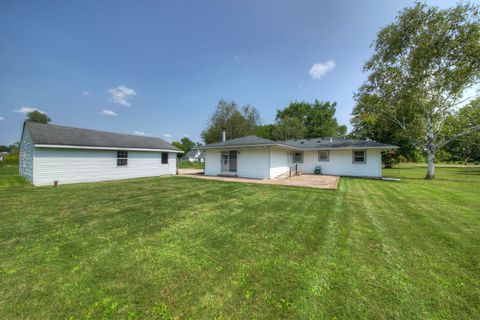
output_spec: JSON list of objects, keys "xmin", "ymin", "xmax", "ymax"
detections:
[
  {"xmin": 0, "ymin": 166, "xmax": 479, "ymax": 319},
  {"xmin": 0, "ymin": 166, "xmax": 26, "ymax": 187}
]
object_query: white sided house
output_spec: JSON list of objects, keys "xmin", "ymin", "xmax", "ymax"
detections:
[
  {"xmin": 200, "ymin": 133, "xmax": 397, "ymax": 179},
  {"xmin": 19, "ymin": 122, "xmax": 182, "ymax": 186}
]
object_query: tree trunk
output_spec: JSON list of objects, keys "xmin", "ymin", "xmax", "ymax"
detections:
[
  {"xmin": 424, "ymin": 114, "xmax": 436, "ymax": 179},
  {"xmin": 426, "ymin": 151, "xmax": 435, "ymax": 179}
]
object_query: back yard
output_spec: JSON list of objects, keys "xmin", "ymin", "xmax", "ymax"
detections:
[{"xmin": 0, "ymin": 166, "xmax": 479, "ymax": 319}]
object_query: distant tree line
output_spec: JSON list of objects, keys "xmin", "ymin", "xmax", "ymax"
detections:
[{"xmin": 201, "ymin": 99, "xmax": 347, "ymax": 144}]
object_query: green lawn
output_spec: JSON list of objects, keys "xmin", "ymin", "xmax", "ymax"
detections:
[
  {"xmin": 0, "ymin": 166, "xmax": 26, "ymax": 187},
  {"xmin": 1, "ymin": 166, "xmax": 479, "ymax": 319},
  {"xmin": 178, "ymin": 161, "xmax": 205, "ymax": 169}
]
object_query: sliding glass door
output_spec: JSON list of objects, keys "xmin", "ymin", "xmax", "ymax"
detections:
[{"xmin": 221, "ymin": 151, "xmax": 237, "ymax": 172}]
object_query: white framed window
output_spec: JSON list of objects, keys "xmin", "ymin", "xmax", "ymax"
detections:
[
  {"xmin": 352, "ymin": 150, "xmax": 366, "ymax": 164},
  {"xmin": 117, "ymin": 150, "xmax": 128, "ymax": 166},
  {"xmin": 161, "ymin": 152, "xmax": 169, "ymax": 164},
  {"xmin": 318, "ymin": 150, "xmax": 329, "ymax": 162},
  {"xmin": 293, "ymin": 152, "xmax": 304, "ymax": 163}
]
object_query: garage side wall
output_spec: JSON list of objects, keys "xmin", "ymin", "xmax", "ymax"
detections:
[
  {"xmin": 19, "ymin": 127, "xmax": 34, "ymax": 183},
  {"xmin": 33, "ymin": 148, "xmax": 175, "ymax": 186}
]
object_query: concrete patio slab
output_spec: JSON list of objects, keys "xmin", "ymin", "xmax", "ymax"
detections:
[{"xmin": 177, "ymin": 169, "xmax": 339, "ymax": 190}]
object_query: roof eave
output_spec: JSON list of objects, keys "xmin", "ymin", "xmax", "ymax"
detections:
[
  {"xmin": 299, "ymin": 146, "xmax": 399, "ymax": 150},
  {"xmin": 34, "ymin": 144, "xmax": 183, "ymax": 153}
]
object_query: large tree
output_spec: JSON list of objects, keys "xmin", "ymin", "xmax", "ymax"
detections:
[
  {"xmin": 351, "ymin": 89, "xmax": 424, "ymax": 162},
  {"xmin": 253, "ymin": 124, "xmax": 275, "ymax": 140},
  {"xmin": 275, "ymin": 100, "xmax": 347, "ymax": 139},
  {"xmin": 272, "ymin": 117, "xmax": 306, "ymax": 141},
  {"xmin": 354, "ymin": 2, "xmax": 480, "ymax": 179},
  {"xmin": 27, "ymin": 110, "xmax": 51, "ymax": 124},
  {"xmin": 201, "ymin": 99, "xmax": 261, "ymax": 144}
]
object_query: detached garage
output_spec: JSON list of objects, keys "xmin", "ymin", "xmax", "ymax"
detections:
[{"xmin": 19, "ymin": 121, "xmax": 182, "ymax": 186}]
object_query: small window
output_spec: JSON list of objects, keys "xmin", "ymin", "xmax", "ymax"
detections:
[
  {"xmin": 293, "ymin": 152, "xmax": 304, "ymax": 163},
  {"xmin": 353, "ymin": 150, "xmax": 366, "ymax": 164},
  {"xmin": 117, "ymin": 150, "xmax": 128, "ymax": 166},
  {"xmin": 318, "ymin": 150, "xmax": 329, "ymax": 162},
  {"xmin": 161, "ymin": 152, "xmax": 169, "ymax": 164}
]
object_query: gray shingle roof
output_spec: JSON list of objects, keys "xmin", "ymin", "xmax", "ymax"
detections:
[
  {"xmin": 281, "ymin": 138, "xmax": 398, "ymax": 149},
  {"xmin": 25, "ymin": 122, "xmax": 181, "ymax": 151},
  {"xmin": 200, "ymin": 135, "xmax": 397, "ymax": 150},
  {"xmin": 200, "ymin": 135, "xmax": 280, "ymax": 149}
]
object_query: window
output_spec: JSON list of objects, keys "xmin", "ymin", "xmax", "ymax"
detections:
[
  {"xmin": 318, "ymin": 150, "xmax": 329, "ymax": 162},
  {"xmin": 161, "ymin": 152, "xmax": 169, "ymax": 164},
  {"xmin": 293, "ymin": 152, "xmax": 304, "ymax": 163},
  {"xmin": 353, "ymin": 150, "xmax": 366, "ymax": 164},
  {"xmin": 117, "ymin": 150, "xmax": 128, "ymax": 166}
]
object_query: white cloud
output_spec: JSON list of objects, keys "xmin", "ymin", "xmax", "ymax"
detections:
[
  {"xmin": 100, "ymin": 109, "xmax": 117, "ymax": 116},
  {"xmin": 13, "ymin": 107, "xmax": 47, "ymax": 114},
  {"xmin": 83, "ymin": 91, "xmax": 93, "ymax": 98},
  {"xmin": 133, "ymin": 130, "xmax": 152, "ymax": 136},
  {"xmin": 0, "ymin": 116, "xmax": 4, "ymax": 120},
  {"xmin": 309, "ymin": 60, "xmax": 336, "ymax": 79},
  {"xmin": 108, "ymin": 85, "xmax": 137, "ymax": 106},
  {"xmin": 163, "ymin": 133, "xmax": 172, "ymax": 138},
  {"xmin": 183, "ymin": 134, "xmax": 190, "ymax": 138}
]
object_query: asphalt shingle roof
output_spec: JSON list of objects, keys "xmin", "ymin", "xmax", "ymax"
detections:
[
  {"xmin": 201, "ymin": 135, "xmax": 397, "ymax": 150},
  {"xmin": 25, "ymin": 122, "xmax": 181, "ymax": 151},
  {"xmin": 201, "ymin": 135, "xmax": 279, "ymax": 148},
  {"xmin": 281, "ymin": 138, "xmax": 398, "ymax": 149}
]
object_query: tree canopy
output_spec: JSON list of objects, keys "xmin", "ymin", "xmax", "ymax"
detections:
[
  {"xmin": 352, "ymin": 2, "xmax": 480, "ymax": 178},
  {"xmin": 201, "ymin": 99, "xmax": 261, "ymax": 144},
  {"xmin": 275, "ymin": 101, "xmax": 347, "ymax": 140},
  {"xmin": 201, "ymin": 99, "xmax": 347, "ymax": 143},
  {"xmin": 171, "ymin": 137, "xmax": 196, "ymax": 158},
  {"xmin": 27, "ymin": 110, "xmax": 51, "ymax": 124}
]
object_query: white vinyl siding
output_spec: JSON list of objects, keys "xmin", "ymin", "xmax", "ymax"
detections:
[
  {"xmin": 19, "ymin": 128, "xmax": 35, "ymax": 182},
  {"xmin": 168, "ymin": 153, "xmax": 177, "ymax": 174},
  {"xmin": 204, "ymin": 147, "xmax": 270, "ymax": 179},
  {"xmin": 205, "ymin": 147, "xmax": 384, "ymax": 179},
  {"xmin": 33, "ymin": 148, "xmax": 176, "ymax": 186},
  {"xmin": 296, "ymin": 149, "xmax": 382, "ymax": 177},
  {"xmin": 269, "ymin": 147, "xmax": 290, "ymax": 178}
]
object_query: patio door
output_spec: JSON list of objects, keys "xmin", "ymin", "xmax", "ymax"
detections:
[{"xmin": 221, "ymin": 151, "xmax": 237, "ymax": 172}]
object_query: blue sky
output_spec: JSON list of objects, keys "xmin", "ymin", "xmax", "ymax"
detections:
[{"xmin": 0, "ymin": 0, "xmax": 458, "ymax": 145}]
